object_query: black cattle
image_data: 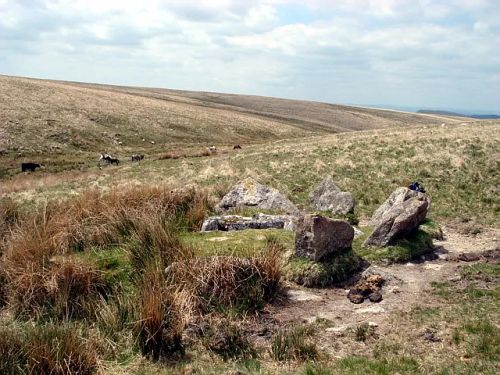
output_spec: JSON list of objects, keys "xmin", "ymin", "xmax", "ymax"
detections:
[
  {"xmin": 233, "ymin": 144, "xmax": 242, "ymax": 150},
  {"xmin": 21, "ymin": 162, "xmax": 41, "ymax": 172},
  {"xmin": 131, "ymin": 154, "xmax": 144, "ymax": 162},
  {"xmin": 108, "ymin": 157, "xmax": 120, "ymax": 165}
]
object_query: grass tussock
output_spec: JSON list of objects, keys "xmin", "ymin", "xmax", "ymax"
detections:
[
  {"xmin": 6, "ymin": 258, "xmax": 108, "ymax": 320},
  {"xmin": 0, "ymin": 324, "xmax": 98, "ymax": 375},
  {"xmin": 173, "ymin": 249, "xmax": 282, "ymax": 314},
  {"xmin": 135, "ymin": 266, "xmax": 191, "ymax": 360},
  {"xmin": 284, "ymin": 249, "xmax": 362, "ymax": 287},
  {"xmin": 270, "ymin": 325, "xmax": 318, "ymax": 362}
]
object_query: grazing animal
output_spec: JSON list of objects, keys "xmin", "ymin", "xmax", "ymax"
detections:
[
  {"xmin": 99, "ymin": 153, "xmax": 119, "ymax": 165},
  {"xmin": 131, "ymin": 154, "xmax": 144, "ymax": 162},
  {"xmin": 208, "ymin": 145, "xmax": 217, "ymax": 152},
  {"xmin": 233, "ymin": 144, "xmax": 242, "ymax": 150},
  {"xmin": 21, "ymin": 163, "xmax": 41, "ymax": 172}
]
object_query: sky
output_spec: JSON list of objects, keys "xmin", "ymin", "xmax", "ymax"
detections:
[{"xmin": 1, "ymin": 0, "xmax": 499, "ymax": 112}]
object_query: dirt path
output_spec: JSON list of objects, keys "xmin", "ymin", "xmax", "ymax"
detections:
[{"xmin": 267, "ymin": 225, "xmax": 499, "ymax": 336}]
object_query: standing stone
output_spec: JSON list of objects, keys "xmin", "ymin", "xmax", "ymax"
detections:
[
  {"xmin": 364, "ymin": 187, "xmax": 431, "ymax": 247},
  {"xmin": 295, "ymin": 215, "xmax": 354, "ymax": 262},
  {"xmin": 215, "ymin": 177, "xmax": 299, "ymax": 215},
  {"xmin": 309, "ymin": 176, "xmax": 355, "ymax": 215}
]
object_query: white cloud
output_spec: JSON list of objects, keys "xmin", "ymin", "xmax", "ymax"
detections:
[{"xmin": 0, "ymin": 0, "xmax": 499, "ymax": 111}]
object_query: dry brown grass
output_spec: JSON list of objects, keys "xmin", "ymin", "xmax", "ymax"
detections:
[
  {"xmin": 169, "ymin": 244, "xmax": 282, "ymax": 314},
  {"xmin": 135, "ymin": 266, "xmax": 191, "ymax": 360},
  {"xmin": 0, "ymin": 185, "xmax": 210, "ymax": 319}
]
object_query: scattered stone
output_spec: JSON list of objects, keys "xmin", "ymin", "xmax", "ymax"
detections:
[
  {"xmin": 368, "ymin": 292, "xmax": 383, "ymax": 302},
  {"xmin": 355, "ymin": 305, "xmax": 386, "ymax": 314},
  {"xmin": 364, "ymin": 187, "xmax": 431, "ymax": 247},
  {"xmin": 361, "ymin": 267, "xmax": 402, "ymax": 285},
  {"xmin": 309, "ymin": 176, "xmax": 355, "ymax": 215},
  {"xmin": 200, "ymin": 213, "xmax": 295, "ymax": 232},
  {"xmin": 347, "ymin": 290, "xmax": 365, "ymax": 304},
  {"xmin": 295, "ymin": 215, "xmax": 354, "ymax": 262},
  {"xmin": 286, "ymin": 289, "xmax": 323, "ymax": 302},
  {"xmin": 215, "ymin": 177, "xmax": 299, "ymax": 215},
  {"xmin": 423, "ymin": 263, "xmax": 442, "ymax": 271},
  {"xmin": 447, "ymin": 248, "xmax": 500, "ymax": 263},
  {"xmin": 347, "ymin": 273, "xmax": 385, "ymax": 304}
]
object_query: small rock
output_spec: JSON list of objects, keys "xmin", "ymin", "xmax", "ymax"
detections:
[
  {"xmin": 368, "ymin": 292, "xmax": 383, "ymax": 303},
  {"xmin": 287, "ymin": 289, "xmax": 323, "ymax": 302},
  {"xmin": 347, "ymin": 290, "xmax": 365, "ymax": 304},
  {"xmin": 355, "ymin": 305, "xmax": 386, "ymax": 314}
]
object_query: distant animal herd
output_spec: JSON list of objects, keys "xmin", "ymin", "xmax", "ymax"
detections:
[{"xmin": 20, "ymin": 145, "xmax": 242, "ymax": 173}]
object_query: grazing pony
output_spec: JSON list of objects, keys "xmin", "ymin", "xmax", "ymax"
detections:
[
  {"xmin": 131, "ymin": 154, "xmax": 145, "ymax": 162},
  {"xmin": 21, "ymin": 162, "xmax": 41, "ymax": 172},
  {"xmin": 233, "ymin": 144, "xmax": 242, "ymax": 150},
  {"xmin": 99, "ymin": 153, "xmax": 119, "ymax": 165}
]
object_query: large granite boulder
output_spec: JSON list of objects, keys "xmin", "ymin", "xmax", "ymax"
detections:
[
  {"xmin": 364, "ymin": 187, "xmax": 430, "ymax": 247},
  {"xmin": 215, "ymin": 177, "xmax": 299, "ymax": 215},
  {"xmin": 201, "ymin": 213, "xmax": 295, "ymax": 232},
  {"xmin": 295, "ymin": 215, "xmax": 354, "ymax": 262},
  {"xmin": 309, "ymin": 176, "xmax": 355, "ymax": 215}
]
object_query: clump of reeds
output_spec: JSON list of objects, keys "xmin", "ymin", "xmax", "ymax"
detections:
[
  {"xmin": 0, "ymin": 324, "xmax": 98, "ymax": 375},
  {"xmin": 135, "ymin": 265, "xmax": 191, "ymax": 360}
]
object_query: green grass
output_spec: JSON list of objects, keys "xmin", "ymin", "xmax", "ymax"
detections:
[
  {"xmin": 284, "ymin": 250, "xmax": 362, "ymax": 287},
  {"xmin": 180, "ymin": 228, "xmax": 294, "ymax": 257},
  {"xmin": 355, "ymin": 228, "xmax": 434, "ymax": 264}
]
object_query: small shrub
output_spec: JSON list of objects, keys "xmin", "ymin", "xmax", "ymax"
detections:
[{"xmin": 270, "ymin": 325, "xmax": 318, "ymax": 362}]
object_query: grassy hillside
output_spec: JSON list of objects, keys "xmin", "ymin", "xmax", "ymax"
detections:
[{"xmin": 0, "ymin": 75, "xmax": 466, "ymax": 177}]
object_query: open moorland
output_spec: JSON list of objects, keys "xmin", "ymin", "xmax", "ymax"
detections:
[{"xmin": 0, "ymin": 76, "xmax": 498, "ymax": 375}]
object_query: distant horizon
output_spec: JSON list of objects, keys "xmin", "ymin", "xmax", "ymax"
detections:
[{"xmin": 3, "ymin": 72, "xmax": 499, "ymax": 117}]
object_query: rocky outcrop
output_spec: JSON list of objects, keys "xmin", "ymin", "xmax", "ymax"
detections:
[
  {"xmin": 364, "ymin": 187, "xmax": 430, "ymax": 247},
  {"xmin": 215, "ymin": 177, "xmax": 299, "ymax": 215},
  {"xmin": 309, "ymin": 176, "xmax": 355, "ymax": 215},
  {"xmin": 295, "ymin": 215, "xmax": 354, "ymax": 262},
  {"xmin": 201, "ymin": 213, "xmax": 295, "ymax": 232}
]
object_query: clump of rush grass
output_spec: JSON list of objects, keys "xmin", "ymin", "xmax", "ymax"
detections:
[
  {"xmin": 0, "ymin": 324, "xmax": 98, "ymax": 375},
  {"xmin": 0, "ymin": 185, "xmax": 209, "ymax": 319},
  {"xmin": 126, "ymin": 214, "xmax": 195, "ymax": 277},
  {"xmin": 270, "ymin": 324, "xmax": 318, "ymax": 362},
  {"xmin": 172, "ymin": 247, "xmax": 282, "ymax": 315},
  {"xmin": 5, "ymin": 257, "xmax": 109, "ymax": 320},
  {"xmin": 0, "ymin": 197, "xmax": 22, "ymax": 254},
  {"xmin": 135, "ymin": 265, "xmax": 191, "ymax": 361}
]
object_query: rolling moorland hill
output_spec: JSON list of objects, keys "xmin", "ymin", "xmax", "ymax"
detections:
[{"xmin": 0, "ymin": 76, "xmax": 464, "ymax": 166}]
